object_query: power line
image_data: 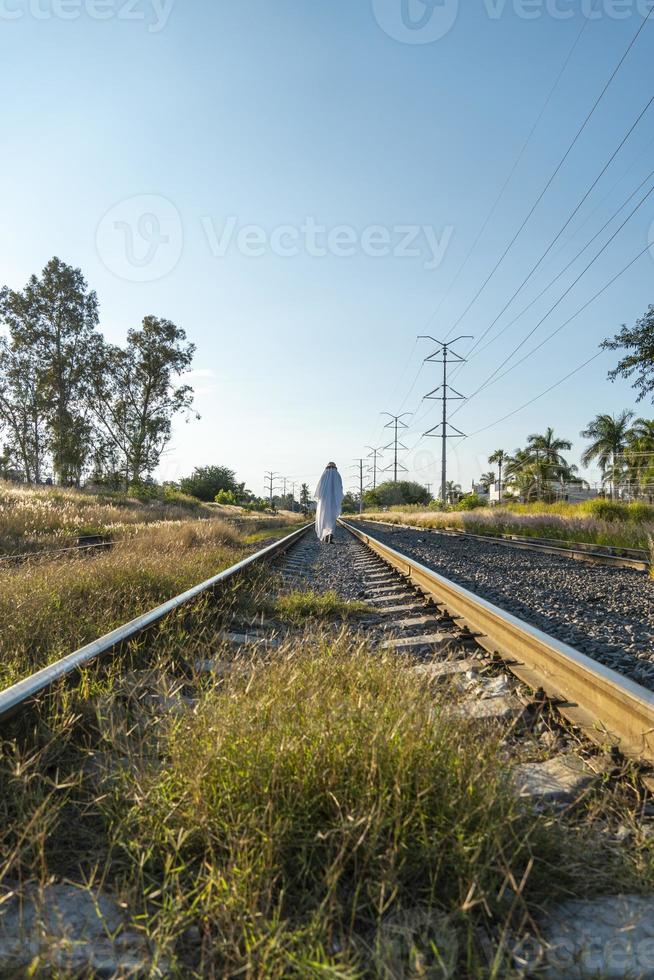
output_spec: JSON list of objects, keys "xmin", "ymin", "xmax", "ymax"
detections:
[
  {"xmin": 365, "ymin": 446, "xmax": 384, "ymax": 489},
  {"xmin": 351, "ymin": 459, "xmax": 371, "ymax": 514},
  {"xmin": 465, "ymin": 350, "xmax": 606, "ymax": 439},
  {"xmin": 451, "ymin": 181, "xmax": 654, "ymax": 416},
  {"xmin": 419, "ymin": 335, "xmax": 471, "ymax": 503},
  {"xmin": 450, "ymin": 92, "xmax": 654, "ymax": 374},
  {"xmin": 466, "ymin": 238, "xmax": 654, "ymax": 399},
  {"xmin": 368, "ymin": 93, "xmax": 653, "ymax": 467},
  {"xmin": 381, "ymin": 413, "xmax": 411, "ymax": 482},
  {"xmin": 471, "ymin": 165, "xmax": 654, "ymax": 363},
  {"xmin": 264, "ymin": 471, "xmax": 281, "ymax": 507},
  {"xmin": 442, "ymin": 4, "xmax": 654, "ymax": 341},
  {"xmin": 430, "ymin": 5, "xmax": 598, "ymax": 337}
]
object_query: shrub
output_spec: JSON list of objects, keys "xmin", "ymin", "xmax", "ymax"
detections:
[
  {"xmin": 455, "ymin": 493, "xmax": 487, "ymax": 511},
  {"xmin": 364, "ymin": 481, "xmax": 432, "ymax": 508},
  {"xmin": 215, "ymin": 489, "xmax": 238, "ymax": 505},
  {"xmin": 180, "ymin": 465, "xmax": 241, "ymax": 502}
]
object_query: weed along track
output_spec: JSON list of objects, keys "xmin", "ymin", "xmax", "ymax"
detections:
[{"xmin": 3, "ymin": 523, "xmax": 654, "ymax": 975}]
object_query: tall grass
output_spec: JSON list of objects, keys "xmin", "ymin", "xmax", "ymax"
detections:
[
  {"xmin": 97, "ymin": 637, "xmax": 638, "ymax": 976},
  {"xmin": 1, "ymin": 620, "xmax": 651, "ymax": 974},
  {"xmin": 0, "ymin": 518, "xmax": 247, "ymax": 689},
  {"xmin": 0, "ymin": 480, "xmax": 212, "ymax": 554},
  {"xmin": 361, "ymin": 503, "xmax": 654, "ymax": 550}
]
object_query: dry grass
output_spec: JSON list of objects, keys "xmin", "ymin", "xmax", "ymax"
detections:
[
  {"xmin": 0, "ymin": 481, "xmax": 213, "ymax": 555},
  {"xmin": 0, "ymin": 518, "xmax": 248, "ymax": 689},
  {"xmin": 1, "ymin": 630, "xmax": 651, "ymax": 976},
  {"xmin": 0, "ymin": 482, "xmax": 304, "ymax": 557},
  {"xmin": 361, "ymin": 504, "xmax": 654, "ymax": 551},
  {"xmin": 271, "ymin": 589, "xmax": 372, "ymax": 623}
]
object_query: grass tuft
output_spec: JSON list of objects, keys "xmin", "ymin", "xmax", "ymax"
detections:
[
  {"xmin": 272, "ymin": 589, "xmax": 372, "ymax": 623},
  {"xmin": 99, "ymin": 638, "xmax": 634, "ymax": 976},
  {"xmin": 361, "ymin": 503, "xmax": 654, "ymax": 551}
]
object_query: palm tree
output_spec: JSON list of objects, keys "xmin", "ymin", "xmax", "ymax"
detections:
[
  {"xmin": 445, "ymin": 480, "xmax": 462, "ymax": 505},
  {"xmin": 479, "ymin": 471, "xmax": 496, "ymax": 491},
  {"xmin": 526, "ymin": 427, "xmax": 573, "ymax": 500},
  {"xmin": 488, "ymin": 449, "xmax": 506, "ymax": 503},
  {"xmin": 624, "ymin": 418, "xmax": 654, "ymax": 499},
  {"xmin": 504, "ymin": 449, "xmax": 538, "ymax": 501},
  {"xmin": 580, "ymin": 411, "xmax": 634, "ymax": 500}
]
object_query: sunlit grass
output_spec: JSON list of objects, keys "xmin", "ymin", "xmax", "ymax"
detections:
[
  {"xmin": 97, "ymin": 637, "xmax": 643, "ymax": 976},
  {"xmin": 360, "ymin": 504, "xmax": 654, "ymax": 551},
  {"xmin": 1, "ymin": 620, "xmax": 652, "ymax": 974},
  {"xmin": 0, "ymin": 518, "xmax": 247, "ymax": 689},
  {"xmin": 271, "ymin": 589, "xmax": 372, "ymax": 623},
  {"xmin": 0, "ymin": 480, "xmax": 213, "ymax": 555}
]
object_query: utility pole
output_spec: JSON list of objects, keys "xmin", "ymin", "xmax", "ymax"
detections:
[
  {"xmin": 264, "ymin": 471, "xmax": 280, "ymax": 508},
  {"xmin": 351, "ymin": 459, "xmax": 370, "ymax": 514},
  {"xmin": 419, "ymin": 335, "xmax": 472, "ymax": 505},
  {"xmin": 381, "ymin": 413, "xmax": 411, "ymax": 482},
  {"xmin": 291, "ymin": 481, "xmax": 296, "ymax": 512},
  {"xmin": 365, "ymin": 446, "xmax": 384, "ymax": 489}
]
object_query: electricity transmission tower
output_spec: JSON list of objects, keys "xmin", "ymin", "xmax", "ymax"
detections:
[
  {"xmin": 351, "ymin": 459, "xmax": 371, "ymax": 514},
  {"xmin": 418, "ymin": 336, "xmax": 472, "ymax": 504},
  {"xmin": 381, "ymin": 413, "xmax": 411, "ymax": 483},
  {"xmin": 264, "ymin": 471, "xmax": 280, "ymax": 507},
  {"xmin": 365, "ymin": 446, "xmax": 384, "ymax": 489}
]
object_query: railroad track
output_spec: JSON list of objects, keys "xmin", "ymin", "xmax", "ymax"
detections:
[
  {"xmin": 340, "ymin": 519, "xmax": 654, "ymax": 767},
  {"xmin": 2, "ymin": 519, "xmax": 654, "ymax": 974},
  {"xmin": 3, "ymin": 516, "xmax": 654, "ymax": 772},
  {"xmin": 354, "ymin": 516, "xmax": 650, "ymax": 571}
]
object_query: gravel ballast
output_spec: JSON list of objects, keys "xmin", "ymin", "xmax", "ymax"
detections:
[{"xmin": 347, "ymin": 520, "xmax": 654, "ymax": 688}]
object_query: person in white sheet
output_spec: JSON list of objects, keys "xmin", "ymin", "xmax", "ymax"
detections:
[{"xmin": 314, "ymin": 462, "xmax": 343, "ymax": 544}]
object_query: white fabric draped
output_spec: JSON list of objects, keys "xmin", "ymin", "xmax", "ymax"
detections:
[{"xmin": 314, "ymin": 467, "xmax": 343, "ymax": 540}]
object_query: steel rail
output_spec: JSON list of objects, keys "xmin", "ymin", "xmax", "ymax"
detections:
[
  {"xmin": 0, "ymin": 541, "xmax": 113, "ymax": 566},
  {"xmin": 341, "ymin": 519, "xmax": 654, "ymax": 765},
  {"xmin": 0, "ymin": 522, "xmax": 313, "ymax": 726},
  {"xmin": 354, "ymin": 517, "xmax": 648, "ymax": 572}
]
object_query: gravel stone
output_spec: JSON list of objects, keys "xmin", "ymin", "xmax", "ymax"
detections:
[{"xmin": 349, "ymin": 522, "xmax": 654, "ymax": 688}]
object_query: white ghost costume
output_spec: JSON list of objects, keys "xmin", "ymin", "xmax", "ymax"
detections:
[{"xmin": 314, "ymin": 465, "xmax": 344, "ymax": 541}]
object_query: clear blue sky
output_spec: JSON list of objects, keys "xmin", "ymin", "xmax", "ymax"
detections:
[{"xmin": 1, "ymin": 0, "xmax": 652, "ymax": 496}]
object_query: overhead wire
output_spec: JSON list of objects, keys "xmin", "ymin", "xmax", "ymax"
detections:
[{"xmin": 441, "ymin": 3, "xmax": 654, "ymax": 343}]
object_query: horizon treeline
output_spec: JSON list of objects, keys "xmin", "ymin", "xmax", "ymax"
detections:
[{"xmin": 0, "ymin": 257, "xmax": 197, "ymax": 489}]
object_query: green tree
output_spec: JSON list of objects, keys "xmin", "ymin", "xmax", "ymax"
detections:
[
  {"xmin": 488, "ymin": 448, "xmax": 507, "ymax": 502},
  {"xmin": 603, "ymin": 305, "xmax": 654, "ymax": 402},
  {"xmin": 526, "ymin": 427, "xmax": 573, "ymax": 500},
  {"xmin": 625, "ymin": 418, "xmax": 654, "ymax": 498},
  {"xmin": 341, "ymin": 492, "xmax": 358, "ymax": 514},
  {"xmin": 479, "ymin": 471, "xmax": 496, "ymax": 491},
  {"xmin": 0, "ymin": 257, "xmax": 100, "ymax": 484},
  {"xmin": 89, "ymin": 317, "xmax": 196, "ymax": 487},
  {"xmin": 0, "ymin": 338, "xmax": 47, "ymax": 483},
  {"xmin": 299, "ymin": 483, "xmax": 311, "ymax": 515},
  {"xmin": 363, "ymin": 480, "xmax": 431, "ymax": 508},
  {"xmin": 444, "ymin": 480, "xmax": 462, "ymax": 505},
  {"xmin": 580, "ymin": 411, "xmax": 634, "ymax": 500},
  {"xmin": 181, "ymin": 465, "xmax": 239, "ymax": 502}
]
